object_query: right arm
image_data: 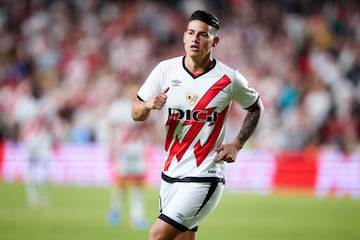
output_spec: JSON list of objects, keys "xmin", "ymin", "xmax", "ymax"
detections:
[{"xmin": 131, "ymin": 87, "xmax": 169, "ymax": 121}]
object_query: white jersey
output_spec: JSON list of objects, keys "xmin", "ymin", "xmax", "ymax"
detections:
[
  {"xmin": 138, "ymin": 56, "xmax": 259, "ymax": 179},
  {"xmin": 108, "ymin": 97, "xmax": 145, "ymax": 146},
  {"xmin": 22, "ymin": 117, "xmax": 53, "ymax": 163},
  {"xmin": 108, "ymin": 97, "xmax": 147, "ymax": 176}
]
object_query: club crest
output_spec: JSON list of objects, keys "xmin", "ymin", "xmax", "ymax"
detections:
[{"xmin": 186, "ymin": 93, "xmax": 199, "ymax": 105}]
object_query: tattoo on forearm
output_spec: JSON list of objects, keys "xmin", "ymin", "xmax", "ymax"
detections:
[{"xmin": 237, "ymin": 109, "xmax": 261, "ymax": 146}]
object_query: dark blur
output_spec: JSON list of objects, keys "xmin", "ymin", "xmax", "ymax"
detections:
[{"xmin": 0, "ymin": 0, "xmax": 359, "ymax": 152}]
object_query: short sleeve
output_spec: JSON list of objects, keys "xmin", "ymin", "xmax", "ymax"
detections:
[
  {"xmin": 232, "ymin": 71, "xmax": 259, "ymax": 109},
  {"xmin": 137, "ymin": 62, "xmax": 164, "ymax": 101}
]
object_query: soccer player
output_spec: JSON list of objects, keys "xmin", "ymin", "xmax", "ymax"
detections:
[
  {"xmin": 22, "ymin": 110, "xmax": 54, "ymax": 209},
  {"xmin": 131, "ymin": 10, "xmax": 264, "ymax": 240},
  {"xmin": 107, "ymin": 83, "xmax": 149, "ymax": 229}
]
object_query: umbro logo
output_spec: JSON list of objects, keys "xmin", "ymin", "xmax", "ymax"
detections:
[
  {"xmin": 171, "ymin": 79, "xmax": 182, "ymax": 86},
  {"xmin": 176, "ymin": 213, "xmax": 185, "ymax": 220}
]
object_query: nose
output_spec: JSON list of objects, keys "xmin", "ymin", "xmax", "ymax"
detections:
[{"xmin": 191, "ymin": 34, "xmax": 199, "ymax": 43}]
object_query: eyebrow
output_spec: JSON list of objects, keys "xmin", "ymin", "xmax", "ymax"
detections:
[{"xmin": 186, "ymin": 28, "xmax": 209, "ymax": 35}]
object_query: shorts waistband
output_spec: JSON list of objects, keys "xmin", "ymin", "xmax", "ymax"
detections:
[{"xmin": 161, "ymin": 172, "xmax": 225, "ymax": 184}]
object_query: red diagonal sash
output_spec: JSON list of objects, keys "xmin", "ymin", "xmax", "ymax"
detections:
[{"xmin": 164, "ymin": 75, "xmax": 231, "ymax": 170}]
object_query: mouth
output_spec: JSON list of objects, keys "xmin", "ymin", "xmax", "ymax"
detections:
[{"xmin": 190, "ymin": 44, "xmax": 199, "ymax": 51}]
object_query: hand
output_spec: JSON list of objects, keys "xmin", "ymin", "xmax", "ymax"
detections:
[
  {"xmin": 215, "ymin": 143, "xmax": 239, "ymax": 163},
  {"xmin": 145, "ymin": 87, "xmax": 169, "ymax": 110}
]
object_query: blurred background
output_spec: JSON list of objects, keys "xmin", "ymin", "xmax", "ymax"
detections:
[
  {"xmin": 0, "ymin": 0, "xmax": 359, "ymax": 197},
  {"xmin": 0, "ymin": 1, "xmax": 360, "ymax": 240}
]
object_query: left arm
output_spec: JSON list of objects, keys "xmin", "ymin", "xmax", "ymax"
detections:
[{"xmin": 215, "ymin": 98, "xmax": 264, "ymax": 162}]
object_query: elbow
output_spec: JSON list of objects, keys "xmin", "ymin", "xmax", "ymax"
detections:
[
  {"xmin": 132, "ymin": 116, "xmax": 144, "ymax": 122},
  {"xmin": 131, "ymin": 111, "xmax": 148, "ymax": 122},
  {"xmin": 131, "ymin": 112, "xmax": 143, "ymax": 122},
  {"xmin": 131, "ymin": 115, "xmax": 139, "ymax": 121}
]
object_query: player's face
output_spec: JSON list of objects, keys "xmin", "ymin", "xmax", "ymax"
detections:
[{"xmin": 183, "ymin": 20, "xmax": 218, "ymax": 59}]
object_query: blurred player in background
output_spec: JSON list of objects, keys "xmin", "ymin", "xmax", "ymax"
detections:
[
  {"xmin": 132, "ymin": 10, "xmax": 263, "ymax": 240},
  {"xmin": 21, "ymin": 107, "xmax": 55, "ymax": 209},
  {"xmin": 107, "ymin": 83, "xmax": 150, "ymax": 229}
]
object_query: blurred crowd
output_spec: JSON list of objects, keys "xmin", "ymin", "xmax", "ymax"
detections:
[{"xmin": 0, "ymin": 0, "xmax": 359, "ymax": 152}]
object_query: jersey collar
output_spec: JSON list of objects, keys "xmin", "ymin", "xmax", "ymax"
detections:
[{"xmin": 182, "ymin": 56, "xmax": 217, "ymax": 79}]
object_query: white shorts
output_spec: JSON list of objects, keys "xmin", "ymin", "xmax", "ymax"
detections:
[
  {"xmin": 26, "ymin": 158, "xmax": 49, "ymax": 185},
  {"xmin": 158, "ymin": 173, "xmax": 225, "ymax": 231}
]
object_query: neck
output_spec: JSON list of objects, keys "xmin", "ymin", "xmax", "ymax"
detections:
[{"xmin": 185, "ymin": 55, "xmax": 214, "ymax": 74}]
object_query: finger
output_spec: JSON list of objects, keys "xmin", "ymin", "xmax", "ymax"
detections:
[
  {"xmin": 215, "ymin": 158, "xmax": 223, "ymax": 163},
  {"xmin": 227, "ymin": 152, "xmax": 236, "ymax": 160},
  {"xmin": 216, "ymin": 152, "xmax": 236, "ymax": 163},
  {"xmin": 215, "ymin": 153, "xmax": 226, "ymax": 162},
  {"xmin": 227, "ymin": 156, "xmax": 236, "ymax": 162},
  {"xmin": 161, "ymin": 86, "xmax": 170, "ymax": 94},
  {"xmin": 215, "ymin": 145, "xmax": 224, "ymax": 152}
]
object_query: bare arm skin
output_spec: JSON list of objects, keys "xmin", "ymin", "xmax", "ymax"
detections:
[
  {"xmin": 131, "ymin": 87, "xmax": 169, "ymax": 121},
  {"xmin": 235, "ymin": 98, "xmax": 263, "ymax": 149},
  {"xmin": 216, "ymin": 98, "xmax": 264, "ymax": 162}
]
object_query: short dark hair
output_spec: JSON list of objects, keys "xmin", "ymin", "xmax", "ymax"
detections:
[{"xmin": 189, "ymin": 10, "xmax": 220, "ymax": 30}]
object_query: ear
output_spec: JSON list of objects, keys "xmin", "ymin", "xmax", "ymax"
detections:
[{"xmin": 212, "ymin": 36, "xmax": 220, "ymax": 47}]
